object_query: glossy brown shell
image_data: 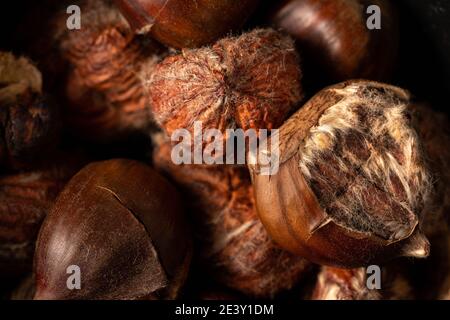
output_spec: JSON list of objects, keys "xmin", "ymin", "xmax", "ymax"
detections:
[
  {"xmin": 34, "ymin": 159, "xmax": 191, "ymax": 299},
  {"xmin": 115, "ymin": 0, "xmax": 260, "ymax": 48}
]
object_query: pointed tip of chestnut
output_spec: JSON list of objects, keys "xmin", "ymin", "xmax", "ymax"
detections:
[{"xmin": 401, "ymin": 231, "xmax": 430, "ymax": 259}]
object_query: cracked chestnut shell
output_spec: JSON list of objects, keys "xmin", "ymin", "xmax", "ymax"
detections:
[
  {"xmin": 33, "ymin": 159, "xmax": 192, "ymax": 300},
  {"xmin": 249, "ymin": 80, "xmax": 432, "ymax": 268},
  {"xmin": 115, "ymin": 0, "xmax": 261, "ymax": 48}
]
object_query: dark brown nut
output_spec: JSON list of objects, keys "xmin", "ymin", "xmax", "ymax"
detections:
[
  {"xmin": 42, "ymin": 0, "xmax": 165, "ymax": 141},
  {"xmin": 34, "ymin": 159, "xmax": 192, "ymax": 300},
  {"xmin": 269, "ymin": 0, "xmax": 398, "ymax": 86},
  {"xmin": 153, "ymin": 139, "xmax": 312, "ymax": 298},
  {"xmin": 147, "ymin": 28, "xmax": 303, "ymax": 143},
  {"xmin": 0, "ymin": 52, "xmax": 59, "ymax": 169},
  {"xmin": 114, "ymin": 0, "xmax": 261, "ymax": 48},
  {"xmin": 249, "ymin": 80, "xmax": 432, "ymax": 268},
  {"xmin": 0, "ymin": 154, "xmax": 84, "ymax": 277}
]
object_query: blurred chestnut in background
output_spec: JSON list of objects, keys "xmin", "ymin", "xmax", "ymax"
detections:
[
  {"xmin": 115, "ymin": 0, "xmax": 261, "ymax": 48},
  {"xmin": 0, "ymin": 153, "xmax": 85, "ymax": 278},
  {"xmin": 153, "ymin": 139, "xmax": 312, "ymax": 298},
  {"xmin": 268, "ymin": 0, "xmax": 398, "ymax": 87},
  {"xmin": 34, "ymin": 159, "xmax": 192, "ymax": 300},
  {"xmin": 0, "ymin": 52, "xmax": 59, "ymax": 169}
]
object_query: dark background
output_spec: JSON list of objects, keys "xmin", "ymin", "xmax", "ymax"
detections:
[
  {"xmin": 1, "ymin": 0, "xmax": 450, "ymax": 113},
  {"xmin": 0, "ymin": 0, "xmax": 449, "ymax": 301}
]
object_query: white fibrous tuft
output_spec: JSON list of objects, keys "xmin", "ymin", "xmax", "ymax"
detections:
[{"xmin": 298, "ymin": 83, "xmax": 432, "ymax": 242}]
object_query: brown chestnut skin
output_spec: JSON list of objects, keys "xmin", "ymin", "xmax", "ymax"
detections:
[
  {"xmin": 114, "ymin": 0, "xmax": 261, "ymax": 48},
  {"xmin": 249, "ymin": 80, "xmax": 431, "ymax": 268},
  {"xmin": 33, "ymin": 159, "xmax": 192, "ymax": 300},
  {"xmin": 269, "ymin": 0, "xmax": 398, "ymax": 85}
]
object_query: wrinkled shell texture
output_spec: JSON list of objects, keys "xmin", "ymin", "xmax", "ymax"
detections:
[
  {"xmin": 292, "ymin": 82, "xmax": 431, "ymax": 242},
  {"xmin": 153, "ymin": 141, "xmax": 311, "ymax": 298},
  {"xmin": 147, "ymin": 28, "xmax": 303, "ymax": 138},
  {"xmin": 56, "ymin": 0, "xmax": 162, "ymax": 139},
  {"xmin": 0, "ymin": 159, "xmax": 82, "ymax": 275}
]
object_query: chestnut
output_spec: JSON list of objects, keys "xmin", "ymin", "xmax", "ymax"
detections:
[
  {"xmin": 114, "ymin": 0, "xmax": 261, "ymax": 48},
  {"xmin": 249, "ymin": 80, "xmax": 432, "ymax": 268},
  {"xmin": 268, "ymin": 0, "xmax": 398, "ymax": 85},
  {"xmin": 33, "ymin": 159, "xmax": 192, "ymax": 300}
]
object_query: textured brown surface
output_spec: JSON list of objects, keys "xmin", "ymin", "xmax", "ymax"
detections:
[
  {"xmin": 0, "ymin": 153, "xmax": 86, "ymax": 277},
  {"xmin": 58, "ymin": 0, "xmax": 165, "ymax": 141},
  {"xmin": 153, "ymin": 140, "xmax": 311, "ymax": 297},
  {"xmin": 147, "ymin": 28, "xmax": 303, "ymax": 151},
  {"xmin": 115, "ymin": 0, "xmax": 261, "ymax": 48},
  {"xmin": 34, "ymin": 159, "xmax": 192, "ymax": 300},
  {"xmin": 250, "ymin": 80, "xmax": 432, "ymax": 267}
]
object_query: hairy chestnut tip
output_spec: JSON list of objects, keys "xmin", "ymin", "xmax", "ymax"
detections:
[
  {"xmin": 146, "ymin": 28, "xmax": 303, "ymax": 140},
  {"xmin": 33, "ymin": 159, "xmax": 192, "ymax": 300},
  {"xmin": 250, "ymin": 80, "xmax": 433, "ymax": 268}
]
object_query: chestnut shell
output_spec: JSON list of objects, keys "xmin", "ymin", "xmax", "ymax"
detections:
[
  {"xmin": 33, "ymin": 159, "xmax": 191, "ymax": 299},
  {"xmin": 115, "ymin": 0, "xmax": 261, "ymax": 48},
  {"xmin": 249, "ymin": 81, "xmax": 430, "ymax": 268}
]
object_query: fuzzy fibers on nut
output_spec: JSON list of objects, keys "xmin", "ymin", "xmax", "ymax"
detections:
[
  {"xmin": 249, "ymin": 80, "xmax": 432, "ymax": 267},
  {"xmin": 49, "ymin": 0, "xmax": 165, "ymax": 141},
  {"xmin": 146, "ymin": 28, "xmax": 303, "ymax": 145},
  {"xmin": 153, "ymin": 139, "xmax": 312, "ymax": 298}
]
